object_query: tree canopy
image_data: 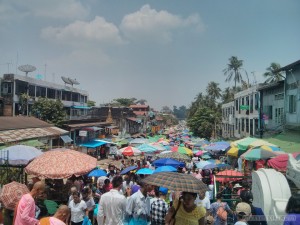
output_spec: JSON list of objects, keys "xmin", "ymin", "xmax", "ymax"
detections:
[
  {"xmin": 111, "ymin": 98, "xmax": 137, "ymax": 107},
  {"xmin": 32, "ymin": 98, "xmax": 66, "ymax": 127},
  {"xmin": 263, "ymin": 62, "xmax": 284, "ymax": 83},
  {"xmin": 223, "ymin": 56, "xmax": 245, "ymax": 89}
]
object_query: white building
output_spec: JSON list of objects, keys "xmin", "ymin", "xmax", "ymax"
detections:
[{"xmin": 221, "ymin": 101, "xmax": 235, "ymax": 138}]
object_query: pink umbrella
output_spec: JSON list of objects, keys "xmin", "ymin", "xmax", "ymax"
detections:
[
  {"xmin": 25, "ymin": 148, "xmax": 97, "ymax": 179},
  {"xmin": 195, "ymin": 151, "xmax": 204, "ymax": 156}
]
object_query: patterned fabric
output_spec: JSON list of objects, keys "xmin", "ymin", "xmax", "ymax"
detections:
[
  {"xmin": 0, "ymin": 181, "xmax": 29, "ymax": 210},
  {"xmin": 173, "ymin": 201, "xmax": 206, "ymax": 225},
  {"xmin": 150, "ymin": 198, "xmax": 169, "ymax": 224},
  {"xmin": 210, "ymin": 202, "xmax": 231, "ymax": 225},
  {"xmin": 143, "ymin": 172, "xmax": 208, "ymax": 193},
  {"xmin": 25, "ymin": 149, "xmax": 97, "ymax": 179}
]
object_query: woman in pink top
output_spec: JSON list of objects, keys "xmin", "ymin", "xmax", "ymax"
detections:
[{"xmin": 14, "ymin": 181, "xmax": 45, "ymax": 225}]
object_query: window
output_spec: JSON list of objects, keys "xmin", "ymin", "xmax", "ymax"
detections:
[
  {"xmin": 255, "ymin": 93, "xmax": 259, "ymax": 110},
  {"xmin": 268, "ymin": 105, "xmax": 273, "ymax": 119},
  {"xmin": 289, "ymin": 95, "xmax": 296, "ymax": 113},
  {"xmin": 246, "ymin": 119, "xmax": 249, "ymax": 133},
  {"xmin": 235, "ymin": 118, "xmax": 238, "ymax": 130},
  {"xmin": 28, "ymin": 85, "xmax": 35, "ymax": 97},
  {"xmin": 47, "ymin": 88, "xmax": 56, "ymax": 99},
  {"xmin": 36, "ymin": 86, "xmax": 46, "ymax": 97},
  {"xmin": 242, "ymin": 118, "xmax": 245, "ymax": 132},
  {"xmin": 1, "ymin": 83, "xmax": 12, "ymax": 94},
  {"xmin": 275, "ymin": 93, "xmax": 284, "ymax": 100},
  {"xmin": 235, "ymin": 99, "xmax": 238, "ymax": 111}
]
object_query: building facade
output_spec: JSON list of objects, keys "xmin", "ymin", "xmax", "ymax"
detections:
[
  {"xmin": 221, "ymin": 101, "xmax": 235, "ymax": 138},
  {"xmin": 0, "ymin": 73, "xmax": 88, "ymax": 117}
]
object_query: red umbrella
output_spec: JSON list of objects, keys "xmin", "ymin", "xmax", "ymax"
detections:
[
  {"xmin": 0, "ymin": 181, "xmax": 29, "ymax": 210},
  {"xmin": 25, "ymin": 148, "xmax": 97, "ymax": 179},
  {"xmin": 118, "ymin": 146, "xmax": 141, "ymax": 156},
  {"xmin": 215, "ymin": 170, "xmax": 244, "ymax": 183},
  {"xmin": 267, "ymin": 152, "xmax": 300, "ymax": 171}
]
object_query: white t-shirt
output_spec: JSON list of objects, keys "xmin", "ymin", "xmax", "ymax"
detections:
[
  {"xmin": 234, "ymin": 221, "xmax": 248, "ymax": 225},
  {"xmin": 68, "ymin": 200, "xmax": 87, "ymax": 223},
  {"xmin": 195, "ymin": 196, "xmax": 211, "ymax": 209}
]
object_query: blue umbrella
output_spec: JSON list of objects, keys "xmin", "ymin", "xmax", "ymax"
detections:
[
  {"xmin": 88, "ymin": 169, "xmax": 107, "ymax": 177},
  {"xmin": 201, "ymin": 154, "xmax": 211, "ymax": 159},
  {"xmin": 137, "ymin": 144, "xmax": 157, "ymax": 153},
  {"xmin": 153, "ymin": 166, "xmax": 177, "ymax": 174},
  {"xmin": 120, "ymin": 166, "xmax": 138, "ymax": 175},
  {"xmin": 202, "ymin": 163, "xmax": 218, "ymax": 170},
  {"xmin": 217, "ymin": 163, "xmax": 231, "ymax": 169},
  {"xmin": 136, "ymin": 168, "xmax": 154, "ymax": 175},
  {"xmin": 152, "ymin": 158, "xmax": 185, "ymax": 168},
  {"xmin": 207, "ymin": 159, "xmax": 216, "ymax": 164},
  {"xmin": 196, "ymin": 161, "xmax": 212, "ymax": 169}
]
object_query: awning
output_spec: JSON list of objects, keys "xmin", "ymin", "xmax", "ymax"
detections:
[
  {"xmin": 80, "ymin": 140, "xmax": 107, "ymax": 148},
  {"xmin": 60, "ymin": 135, "xmax": 73, "ymax": 143},
  {"xmin": 71, "ymin": 106, "xmax": 91, "ymax": 109},
  {"xmin": 81, "ymin": 126, "xmax": 103, "ymax": 132},
  {"xmin": 106, "ymin": 126, "xmax": 118, "ymax": 129}
]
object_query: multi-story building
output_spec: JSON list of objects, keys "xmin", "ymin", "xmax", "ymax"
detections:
[
  {"xmin": 258, "ymin": 81, "xmax": 284, "ymax": 132},
  {"xmin": 277, "ymin": 60, "xmax": 300, "ymax": 130},
  {"xmin": 0, "ymin": 73, "xmax": 88, "ymax": 117},
  {"xmin": 221, "ymin": 101, "xmax": 235, "ymax": 138},
  {"xmin": 233, "ymin": 85, "xmax": 260, "ymax": 138}
]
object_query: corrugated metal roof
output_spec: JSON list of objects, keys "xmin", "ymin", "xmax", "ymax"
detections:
[
  {"xmin": 0, "ymin": 116, "xmax": 52, "ymax": 131},
  {"xmin": 0, "ymin": 126, "xmax": 69, "ymax": 144}
]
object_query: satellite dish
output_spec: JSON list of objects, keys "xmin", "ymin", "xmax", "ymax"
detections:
[
  {"xmin": 18, "ymin": 64, "xmax": 36, "ymax": 77},
  {"xmin": 68, "ymin": 78, "xmax": 80, "ymax": 85},
  {"xmin": 61, "ymin": 76, "xmax": 73, "ymax": 85}
]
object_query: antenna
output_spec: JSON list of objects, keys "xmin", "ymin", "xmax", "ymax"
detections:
[
  {"xmin": 18, "ymin": 64, "xmax": 36, "ymax": 76},
  {"xmin": 68, "ymin": 78, "xmax": 80, "ymax": 86}
]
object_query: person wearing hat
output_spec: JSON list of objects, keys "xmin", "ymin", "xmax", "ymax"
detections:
[
  {"xmin": 234, "ymin": 202, "xmax": 251, "ymax": 225},
  {"xmin": 150, "ymin": 187, "xmax": 169, "ymax": 225}
]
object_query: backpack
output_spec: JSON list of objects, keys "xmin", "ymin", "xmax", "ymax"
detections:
[{"xmin": 217, "ymin": 203, "xmax": 227, "ymax": 221}]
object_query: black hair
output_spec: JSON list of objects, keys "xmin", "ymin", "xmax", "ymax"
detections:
[
  {"xmin": 240, "ymin": 190, "xmax": 253, "ymax": 204},
  {"xmin": 154, "ymin": 186, "xmax": 160, "ymax": 197},
  {"xmin": 104, "ymin": 179, "xmax": 110, "ymax": 185},
  {"xmin": 286, "ymin": 193, "xmax": 300, "ymax": 214},
  {"xmin": 72, "ymin": 191, "xmax": 80, "ymax": 197},
  {"xmin": 216, "ymin": 193, "xmax": 223, "ymax": 199},
  {"xmin": 182, "ymin": 192, "xmax": 197, "ymax": 199},
  {"xmin": 112, "ymin": 176, "xmax": 123, "ymax": 188}
]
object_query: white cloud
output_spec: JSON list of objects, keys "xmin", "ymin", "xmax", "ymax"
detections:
[
  {"xmin": 120, "ymin": 5, "xmax": 204, "ymax": 43},
  {"xmin": 41, "ymin": 16, "xmax": 123, "ymax": 45},
  {"xmin": 0, "ymin": 0, "xmax": 89, "ymax": 21}
]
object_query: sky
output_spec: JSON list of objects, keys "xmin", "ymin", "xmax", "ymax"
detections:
[{"xmin": 0, "ymin": 0, "xmax": 299, "ymax": 110}]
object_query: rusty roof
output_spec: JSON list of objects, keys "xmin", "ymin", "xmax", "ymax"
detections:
[{"xmin": 0, "ymin": 116, "xmax": 52, "ymax": 131}]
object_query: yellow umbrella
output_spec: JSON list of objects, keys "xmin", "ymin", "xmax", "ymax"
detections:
[
  {"xmin": 226, "ymin": 147, "xmax": 239, "ymax": 157},
  {"xmin": 249, "ymin": 140, "xmax": 277, "ymax": 148}
]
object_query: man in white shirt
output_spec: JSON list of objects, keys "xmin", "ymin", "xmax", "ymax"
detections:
[
  {"xmin": 97, "ymin": 176, "xmax": 127, "ymax": 225},
  {"xmin": 195, "ymin": 191, "xmax": 210, "ymax": 214}
]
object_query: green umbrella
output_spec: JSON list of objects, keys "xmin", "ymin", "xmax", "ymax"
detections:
[
  {"xmin": 157, "ymin": 152, "xmax": 190, "ymax": 162},
  {"xmin": 242, "ymin": 148, "xmax": 277, "ymax": 161}
]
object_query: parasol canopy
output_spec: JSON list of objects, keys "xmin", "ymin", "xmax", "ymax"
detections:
[
  {"xmin": 215, "ymin": 170, "xmax": 243, "ymax": 183},
  {"xmin": 0, "ymin": 181, "xmax": 29, "ymax": 210},
  {"xmin": 120, "ymin": 165, "xmax": 138, "ymax": 175},
  {"xmin": 157, "ymin": 152, "xmax": 191, "ymax": 162},
  {"xmin": 137, "ymin": 144, "xmax": 157, "ymax": 153},
  {"xmin": 241, "ymin": 148, "xmax": 277, "ymax": 161},
  {"xmin": 267, "ymin": 152, "xmax": 300, "ymax": 171},
  {"xmin": 153, "ymin": 166, "xmax": 177, "ymax": 174},
  {"xmin": 0, "ymin": 145, "xmax": 43, "ymax": 165},
  {"xmin": 152, "ymin": 158, "xmax": 185, "ymax": 168},
  {"xmin": 25, "ymin": 149, "xmax": 97, "ymax": 179},
  {"xmin": 118, "ymin": 146, "xmax": 141, "ymax": 156},
  {"xmin": 196, "ymin": 161, "xmax": 212, "ymax": 169},
  {"xmin": 136, "ymin": 168, "xmax": 154, "ymax": 175},
  {"xmin": 88, "ymin": 168, "xmax": 107, "ymax": 177},
  {"xmin": 232, "ymin": 137, "xmax": 277, "ymax": 151},
  {"xmin": 143, "ymin": 172, "xmax": 208, "ymax": 193}
]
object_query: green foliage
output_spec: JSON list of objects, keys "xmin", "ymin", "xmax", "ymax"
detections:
[
  {"xmin": 112, "ymin": 98, "xmax": 137, "ymax": 107},
  {"xmin": 187, "ymin": 107, "xmax": 215, "ymax": 139},
  {"xmin": 263, "ymin": 62, "xmax": 284, "ymax": 83},
  {"xmin": 32, "ymin": 98, "xmax": 66, "ymax": 127},
  {"xmin": 173, "ymin": 105, "xmax": 187, "ymax": 119},
  {"xmin": 87, "ymin": 100, "xmax": 96, "ymax": 107}
]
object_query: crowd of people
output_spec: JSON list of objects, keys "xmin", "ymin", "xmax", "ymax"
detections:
[{"xmin": 1, "ymin": 156, "xmax": 298, "ymax": 225}]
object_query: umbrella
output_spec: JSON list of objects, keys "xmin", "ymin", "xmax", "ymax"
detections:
[
  {"xmin": 120, "ymin": 166, "xmax": 138, "ymax": 175},
  {"xmin": 196, "ymin": 161, "xmax": 212, "ymax": 169},
  {"xmin": 0, "ymin": 145, "xmax": 43, "ymax": 165},
  {"xmin": 232, "ymin": 137, "xmax": 277, "ymax": 151},
  {"xmin": 25, "ymin": 148, "xmax": 97, "ymax": 179},
  {"xmin": 172, "ymin": 146, "xmax": 193, "ymax": 156},
  {"xmin": 0, "ymin": 181, "xmax": 29, "ymax": 210},
  {"xmin": 137, "ymin": 144, "xmax": 157, "ymax": 153},
  {"xmin": 215, "ymin": 170, "xmax": 244, "ymax": 183},
  {"xmin": 149, "ymin": 143, "xmax": 166, "ymax": 151},
  {"xmin": 202, "ymin": 163, "xmax": 218, "ymax": 170},
  {"xmin": 143, "ymin": 172, "xmax": 208, "ymax": 193},
  {"xmin": 217, "ymin": 163, "xmax": 232, "ymax": 169},
  {"xmin": 205, "ymin": 141, "xmax": 230, "ymax": 152},
  {"xmin": 257, "ymin": 145, "xmax": 281, "ymax": 152},
  {"xmin": 241, "ymin": 148, "xmax": 277, "ymax": 161},
  {"xmin": 195, "ymin": 151, "xmax": 204, "ymax": 156},
  {"xmin": 129, "ymin": 138, "xmax": 149, "ymax": 145},
  {"xmin": 201, "ymin": 154, "xmax": 211, "ymax": 159},
  {"xmin": 226, "ymin": 147, "xmax": 239, "ymax": 157},
  {"xmin": 88, "ymin": 169, "xmax": 107, "ymax": 177},
  {"xmin": 152, "ymin": 158, "xmax": 185, "ymax": 168},
  {"xmin": 118, "ymin": 146, "xmax": 141, "ymax": 156},
  {"xmin": 157, "ymin": 152, "xmax": 191, "ymax": 162},
  {"xmin": 153, "ymin": 166, "xmax": 177, "ymax": 174},
  {"xmin": 136, "ymin": 168, "xmax": 154, "ymax": 175}
]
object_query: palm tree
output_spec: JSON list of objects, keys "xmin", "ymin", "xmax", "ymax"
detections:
[
  {"xmin": 223, "ymin": 56, "xmax": 244, "ymax": 89},
  {"xmin": 206, "ymin": 81, "xmax": 222, "ymax": 100},
  {"xmin": 222, "ymin": 87, "xmax": 234, "ymax": 103},
  {"xmin": 263, "ymin": 62, "xmax": 284, "ymax": 83}
]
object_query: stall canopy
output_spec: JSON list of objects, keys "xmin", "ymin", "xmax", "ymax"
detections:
[
  {"xmin": 60, "ymin": 135, "xmax": 73, "ymax": 143},
  {"xmin": 80, "ymin": 140, "xmax": 107, "ymax": 148}
]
